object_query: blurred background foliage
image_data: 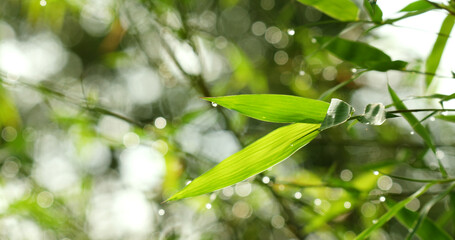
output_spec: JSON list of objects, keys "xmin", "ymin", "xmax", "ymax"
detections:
[{"xmin": 0, "ymin": 0, "xmax": 455, "ymax": 239}]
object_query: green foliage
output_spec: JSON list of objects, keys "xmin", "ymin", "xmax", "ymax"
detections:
[
  {"xmin": 364, "ymin": 0, "xmax": 383, "ymax": 23},
  {"xmin": 167, "ymin": 123, "xmax": 320, "ymax": 201},
  {"xmin": 204, "ymin": 94, "xmax": 329, "ymax": 123},
  {"xmin": 316, "ymin": 36, "xmax": 408, "ymax": 71},
  {"xmin": 297, "ymin": 0, "xmax": 359, "ymax": 21}
]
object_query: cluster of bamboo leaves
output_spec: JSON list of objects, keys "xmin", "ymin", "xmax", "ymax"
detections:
[{"xmin": 167, "ymin": 0, "xmax": 455, "ymax": 239}]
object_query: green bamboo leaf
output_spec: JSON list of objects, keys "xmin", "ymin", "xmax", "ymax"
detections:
[
  {"xmin": 406, "ymin": 182, "xmax": 455, "ymax": 240},
  {"xmin": 425, "ymin": 15, "xmax": 455, "ymax": 87},
  {"xmin": 388, "ymin": 85, "xmax": 435, "ymax": 152},
  {"xmin": 385, "ymin": 200, "xmax": 453, "ymax": 240},
  {"xmin": 297, "ymin": 0, "xmax": 359, "ymax": 22},
  {"xmin": 204, "ymin": 94, "xmax": 329, "ymax": 123},
  {"xmin": 320, "ymin": 98, "xmax": 354, "ymax": 131},
  {"xmin": 363, "ymin": 0, "xmax": 383, "ymax": 23},
  {"xmin": 400, "ymin": 0, "xmax": 435, "ymax": 12},
  {"xmin": 317, "ymin": 37, "xmax": 407, "ymax": 72},
  {"xmin": 388, "ymin": 85, "xmax": 447, "ymax": 177},
  {"xmin": 167, "ymin": 123, "xmax": 320, "ymax": 201},
  {"xmin": 355, "ymin": 183, "xmax": 434, "ymax": 240},
  {"xmin": 359, "ymin": 103, "xmax": 386, "ymax": 125},
  {"xmin": 435, "ymin": 114, "xmax": 455, "ymax": 123}
]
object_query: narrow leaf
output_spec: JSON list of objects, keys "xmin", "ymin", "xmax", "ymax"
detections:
[
  {"xmin": 317, "ymin": 37, "xmax": 407, "ymax": 71},
  {"xmin": 297, "ymin": 0, "xmax": 359, "ymax": 22},
  {"xmin": 388, "ymin": 85, "xmax": 436, "ymax": 152},
  {"xmin": 406, "ymin": 182, "xmax": 455, "ymax": 239},
  {"xmin": 167, "ymin": 123, "xmax": 320, "ymax": 201},
  {"xmin": 204, "ymin": 94, "xmax": 329, "ymax": 123},
  {"xmin": 388, "ymin": 85, "xmax": 447, "ymax": 177},
  {"xmin": 355, "ymin": 183, "xmax": 434, "ymax": 240},
  {"xmin": 435, "ymin": 114, "xmax": 455, "ymax": 123},
  {"xmin": 385, "ymin": 200, "xmax": 453, "ymax": 240},
  {"xmin": 320, "ymin": 98, "xmax": 354, "ymax": 131},
  {"xmin": 425, "ymin": 15, "xmax": 455, "ymax": 87},
  {"xmin": 400, "ymin": 0, "xmax": 436, "ymax": 12}
]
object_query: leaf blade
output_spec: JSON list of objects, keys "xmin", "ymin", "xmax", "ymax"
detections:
[
  {"xmin": 167, "ymin": 123, "xmax": 320, "ymax": 201},
  {"xmin": 297, "ymin": 0, "xmax": 359, "ymax": 22},
  {"xmin": 205, "ymin": 94, "xmax": 330, "ymax": 123},
  {"xmin": 355, "ymin": 183, "xmax": 434, "ymax": 240},
  {"xmin": 425, "ymin": 14, "xmax": 455, "ymax": 87}
]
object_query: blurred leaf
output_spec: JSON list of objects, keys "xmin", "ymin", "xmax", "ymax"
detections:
[
  {"xmin": 167, "ymin": 123, "xmax": 320, "ymax": 201},
  {"xmin": 406, "ymin": 182, "xmax": 455, "ymax": 239},
  {"xmin": 359, "ymin": 103, "xmax": 386, "ymax": 125},
  {"xmin": 364, "ymin": 0, "xmax": 383, "ymax": 23},
  {"xmin": 425, "ymin": 15, "xmax": 455, "ymax": 87},
  {"xmin": 297, "ymin": 0, "xmax": 359, "ymax": 21},
  {"xmin": 317, "ymin": 37, "xmax": 407, "ymax": 71},
  {"xmin": 388, "ymin": 84, "xmax": 447, "ymax": 177},
  {"xmin": 400, "ymin": 0, "xmax": 436, "ymax": 12},
  {"xmin": 388, "ymin": 85, "xmax": 435, "ymax": 152},
  {"xmin": 385, "ymin": 200, "xmax": 453, "ymax": 240},
  {"xmin": 0, "ymin": 84, "xmax": 21, "ymax": 128},
  {"xmin": 320, "ymin": 98, "xmax": 354, "ymax": 131},
  {"xmin": 435, "ymin": 114, "xmax": 455, "ymax": 123},
  {"xmin": 355, "ymin": 183, "xmax": 434, "ymax": 240},
  {"xmin": 204, "ymin": 94, "xmax": 329, "ymax": 123}
]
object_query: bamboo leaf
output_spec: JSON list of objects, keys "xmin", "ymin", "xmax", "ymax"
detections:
[
  {"xmin": 320, "ymin": 98, "xmax": 354, "ymax": 131},
  {"xmin": 297, "ymin": 0, "xmax": 359, "ymax": 22},
  {"xmin": 204, "ymin": 94, "xmax": 329, "ymax": 123},
  {"xmin": 388, "ymin": 85, "xmax": 447, "ymax": 177},
  {"xmin": 385, "ymin": 200, "xmax": 453, "ymax": 240},
  {"xmin": 400, "ymin": 0, "xmax": 435, "ymax": 12},
  {"xmin": 388, "ymin": 85, "xmax": 436, "ymax": 152},
  {"xmin": 317, "ymin": 37, "xmax": 407, "ymax": 72},
  {"xmin": 435, "ymin": 115, "xmax": 455, "ymax": 123},
  {"xmin": 167, "ymin": 123, "xmax": 320, "ymax": 201},
  {"xmin": 355, "ymin": 183, "xmax": 434, "ymax": 240},
  {"xmin": 425, "ymin": 15, "xmax": 455, "ymax": 87},
  {"xmin": 364, "ymin": 0, "xmax": 383, "ymax": 23}
]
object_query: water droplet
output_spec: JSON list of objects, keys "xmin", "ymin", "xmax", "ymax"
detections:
[
  {"xmin": 294, "ymin": 192, "xmax": 302, "ymax": 199},
  {"xmin": 299, "ymin": 70, "xmax": 305, "ymax": 75},
  {"xmin": 372, "ymin": 219, "xmax": 378, "ymax": 224},
  {"xmin": 186, "ymin": 180, "xmax": 192, "ymax": 185},
  {"xmin": 344, "ymin": 201, "xmax": 351, "ymax": 209},
  {"xmin": 287, "ymin": 29, "xmax": 295, "ymax": 36},
  {"xmin": 158, "ymin": 209, "xmax": 165, "ymax": 216},
  {"xmin": 311, "ymin": 38, "xmax": 317, "ymax": 43},
  {"xmin": 40, "ymin": 0, "xmax": 47, "ymax": 6},
  {"xmin": 262, "ymin": 176, "xmax": 270, "ymax": 184},
  {"xmin": 351, "ymin": 68, "xmax": 357, "ymax": 73},
  {"xmin": 211, "ymin": 102, "xmax": 218, "ymax": 107},
  {"xmin": 206, "ymin": 203, "xmax": 212, "ymax": 209},
  {"xmin": 314, "ymin": 198, "xmax": 322, "ymax": 206},
  {"xmin": 379, "ymin": 196, "xmax": 386, "ymax": 202},
  {"xmin": 410, "ymin": 131, "xmax": 415, "ymax": 135},
  {"xmin": 373, "ymin": 171, "xmax": 379, "ymax": 176}
]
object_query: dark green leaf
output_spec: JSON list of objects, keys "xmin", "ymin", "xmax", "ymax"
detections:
[
  {"xmin": 425, "ymin": 15, "xmax": 455, "ymax": 87},
  {"xmin": 320, "ymin": 99, "xmax": 354, "ymax": 131},
  {"xmin": 297, "ymin": 0, "xmax": 359, "ymax": 22},
  {"xmin": 359, "ymin": 103, "xmax": 386, "ymax": 125},
  {"xmin": 317, "ymin": 37, "xmax": 407, "ymax": 71},
  {"xmin": 166, "ymin": 123, "xmax": 320, "ymax": 201},
  {"xmin": 355, "ymin": 183, "xmax": 434, "ymax": 240},
  {"xmin": 364, "ymin": 0, "xmax": 383, "ymax": 23},
  {"xmin": 385, "ymin": 200, "xmax": 453, "ymax": 240},
  {"xmin": 204, "ymin": 94, "xmax": 329, "ymax": 123},
  {"xmin": 400, "ymin": 0, "xmax": 436, "ymax": 12}
]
